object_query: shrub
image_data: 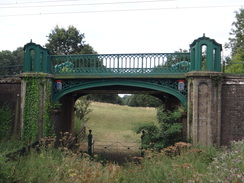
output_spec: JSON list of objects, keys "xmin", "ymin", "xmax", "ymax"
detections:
[{"xmin": 133, "ymin": 106, "xmax": 183, "ymax": 149}]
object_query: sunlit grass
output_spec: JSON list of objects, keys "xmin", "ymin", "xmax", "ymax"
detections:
[{"xmin": 76, "ymin": 102, "xmax": 157, "ymax": 143}]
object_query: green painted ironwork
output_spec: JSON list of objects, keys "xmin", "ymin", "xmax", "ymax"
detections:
[
  {"xmin": 23, "ymin": 42, "xmax": 50, "ymax": 73},
  {"xmin": 190, "ymin": 34, "xmax": 222, "ymax": 72},
  {"xmin": 52, "ymin": 78, "xmax": 188, "ymax": 105},
  {"xmin": 21, "ymin": 35, "xmax": 224, "ymax": 106},
  {"xmin": 50, "ymin": 53, "xmax": 190, "ymax": 76}
]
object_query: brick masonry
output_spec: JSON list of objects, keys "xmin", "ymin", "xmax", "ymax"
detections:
[
  {"xmin": 1, "ymin": 74, "xmax": 244, "ymax": 146},
  {"xmin": 221, "ymin": 75, "xmax": 244, "ymax": 145},
  {"xmin": 0, "ymin": 77, "xmax": 21, "ymax": 137}
]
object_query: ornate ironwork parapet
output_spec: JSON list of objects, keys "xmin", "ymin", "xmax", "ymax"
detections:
[{"xmin": 52, "ymin": 78, "xmax": 187, "ymax": 105}]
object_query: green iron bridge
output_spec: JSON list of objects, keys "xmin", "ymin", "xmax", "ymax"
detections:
[
  {"xmin": 22, "ymin": 35, "xmax": 221, "ymax": 105},
  {"xmin": 1, "ymin": 35, "xmax": 222, "ymax": 106},
  {"xmin": 3, "ymin": 35, "xmax": 244, "ymax": 147},
  {"xmin": 23, "ymin": 44, "xmax": 195, "ymax": 104}
]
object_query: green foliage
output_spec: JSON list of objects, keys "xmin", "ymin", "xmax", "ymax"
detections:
[
  {"xmin": 74, "ymin": 96, "xmax": 92, "ymax": 135},
  {"xmin": 210, "ymin": 75, "xmax": 223, "ymax": 86},
  {"xmin": 203, "ymin": 139, "xmax": 244, "ymax": 182},
  {"xmin": 23, "ymin": 74, "xmax": 53, "ymax": 141},
  {"xmin": 125, "ymin": 94, "xmax": 162, "ymax": 107},
  {"xmin": 45, "ymin": 25, "xmax": 97, "ymax": 55},
  {"xmin": 43, "ymin": 80, "xmax": 53, "ymax": 137},
  {"xmin": 75, "ymin": 96, "xmax": 92, "ymax": 122},
  {"xmin": 3, "ymin": 139, "xmax": 244, "ymax": 182},
  {"xmin": 133, "ymin": 106, "xmax": 183, "ymax": 149},
  {"xmin": 226, "ymin": 8, "xmax": 244, "ymax": 56},
  {"xmin": 0, "ymin": 48, "xmax": 24, "ymax": 75},
  {"xmin": 23, "ymin": 77, "xmax": 41, "ymax": 141},
  {"xmin": 0, "ymin": 103, "xmax": 13, "ymax": 141},
  {"xmin": 88, "ymin": 94, "xmax": 123, "ymax": 105},
  {"xmin": 120, "ymin": 145, "xmax": 218, "ymax": 183},
  {"xmin": 0, "ymin": 48, "xmax": 24, "ymax": 67},
  {"xmin": 225, "ymin": 48, "xmax": 244, "ymax": 73},
  {"xmin": 225, "ymin": 8, "xmax": 244, "ymax": 73}
]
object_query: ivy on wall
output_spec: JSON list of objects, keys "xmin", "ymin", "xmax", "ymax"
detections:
[
  {"xmin": 0, "ymin": 103, "xmax": 13, "ymax": 141},
  {"xmin": 43, "ymin": 79, "xmax": 54, "ymax": 137},
  {"xmin": 210, "ymin": 75, "xmax": 223, "ymax": 87},
  {"xmin": 23, "ymin": 74, "xmax": 54, "ymax": 142}
]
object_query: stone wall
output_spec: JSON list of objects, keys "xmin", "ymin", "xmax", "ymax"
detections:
[
  {"xmin": 0, "ymin": 77, "xmax": 21, "ymax": 138},
  {"xmin": 221, "ymin": 75, "xmax": 244, "ymax": 145},
  {"xmin": 186, "ymin": 72, "xmax": 222, "ymax": 147}
]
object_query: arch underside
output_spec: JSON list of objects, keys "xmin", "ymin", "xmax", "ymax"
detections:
[{"xmin": 52, "ymin": 78, "xmax": 187, "ymax": 105}]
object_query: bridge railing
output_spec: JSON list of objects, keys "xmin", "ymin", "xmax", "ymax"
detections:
[
  {"xmin": 50, "ymin": 53, "xmax": 191, "ymax": 75},
  {"xmin": 0, "ymin": 65, "xmax": 23, "ymax": 77}
]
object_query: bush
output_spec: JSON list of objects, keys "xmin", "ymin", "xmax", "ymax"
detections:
[{"xmin": 133, "ymin": 106, "xmax": 183, "ymax": 149}]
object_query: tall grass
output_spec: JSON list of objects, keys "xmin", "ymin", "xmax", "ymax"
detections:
[{"xmin": 1, "ymin": 139, "xmax": 243, "ymax": 182}]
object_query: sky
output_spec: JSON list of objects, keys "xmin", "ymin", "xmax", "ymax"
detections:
[{"xmin": 0, "ymin": 0, "xmax": 243, "ymax": 58}]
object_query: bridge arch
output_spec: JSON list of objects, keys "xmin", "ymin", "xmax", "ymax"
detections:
[{"xmin": 53, "ymin": 79, "xmax": 187, "ymax": 106}]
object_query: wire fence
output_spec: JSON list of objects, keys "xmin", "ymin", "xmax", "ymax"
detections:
[
  {"xmin": 0, "ymin": 65, "xmax": 23, "ymax": 77},
  {"xmin": 93, "ymin": 140, "xmax": 141, "ymax": 153}
]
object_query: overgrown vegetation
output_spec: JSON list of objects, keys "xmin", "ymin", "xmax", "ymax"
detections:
[
  {"xmin": 133, "ymin": 106, "xmax": 183, "ymax": 149},
  {"xmin": 0, "ymin": 103, "xmax": 13, "ymax": 141},
  {"xmin": 0, "ymin": 102, "xmax": 243, "ymax": 182},
  {"xmin": 23, "ymin": 74, "xmax": 53, "ymax": 142},
  {"xmin": 0, "ymin": 138, "xmax": 243, "ymax": 182},
  {"xmin": 74, "ymin": 96, "xmax": 92, "ymax": 136}
]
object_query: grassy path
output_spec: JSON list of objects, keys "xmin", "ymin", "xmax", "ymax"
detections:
[{"xmin": 86, "ymin": 102, "xmax": 157, "ymax": 143}]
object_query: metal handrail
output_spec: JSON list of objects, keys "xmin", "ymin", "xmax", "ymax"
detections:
[{"xmin": 50, "ymin": 53, "xmax": 191, "ymax": 75}]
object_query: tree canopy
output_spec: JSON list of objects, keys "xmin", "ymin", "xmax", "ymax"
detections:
[
  {"xmin": 45, "ymin": 25, "xmax": 97, "ymax": 55},
  {"xmin": 124, "ymin": 94, "xmax": 163, "ymax": 107},
  {"xmin": 225, "ymin": 8, "xmax": 244, "ymax": 73},
  {"xmin": 0, "ymin": 48, "xmax": 24, "ymax": 67},
  {"xmin": 0, "ymin": 47, "xmax": 24, "ymax": 75}
]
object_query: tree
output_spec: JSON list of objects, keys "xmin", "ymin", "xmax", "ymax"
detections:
[
  {"xmin": 225, "ymin": 8, "xmax": 244, "ymax": 73},
  {"xmin": 45, "ymin": 25, "xmax": 96, "ymax": 55},
  {"xmin": 12, "ymin": 47, "xmax": 25, "ymax": 65},
  {"xmin": 226, "ymin": 8, "xmax": 244, "ymax": 56},
  {"xmin": 74, "ymin": 96, "xmax": 92, "ymax": 137},
  {"xmin": 0, "ymin": 50, "xmax": 14, "ymax": 67},
  {"xmin": 88, "ymin": 94, "xmax": 123, "ymax": 105},
  {"xmin": 0, "ymin": 48, "xmax": 24, "ymax": 75},
  {"xmin": 0, "ymin": 47, "xmax": 24, "ymax": 66},
  {"xmin": 125, "ymin": 94, "xmax": 162, "ymax": 107}
]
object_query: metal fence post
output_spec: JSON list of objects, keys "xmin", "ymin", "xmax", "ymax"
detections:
[
  {"xmin": 88, "ymin": 129, "xmax": 93, "ymax": 156},
  {"xmin": 141, "ymin": 130, "xmax": 145, "ymax": 157}
]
